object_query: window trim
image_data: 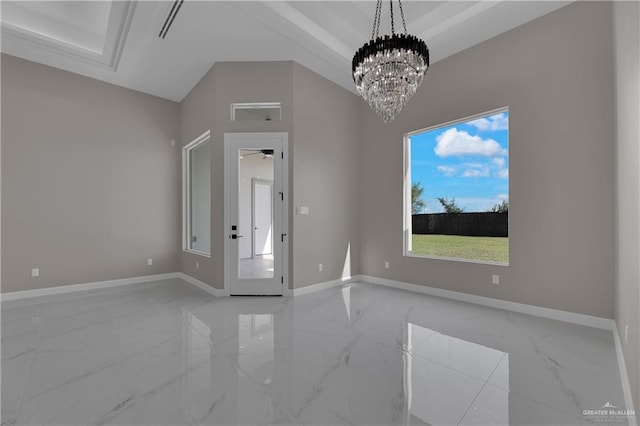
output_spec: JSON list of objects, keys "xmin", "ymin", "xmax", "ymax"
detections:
[
  {"xmin": 403, "ymin": 106, "xmax": 510, "ymax": 266},
  {"xmin": 182, "ymin": 130, "xmax": 212, "ymax": 258}
]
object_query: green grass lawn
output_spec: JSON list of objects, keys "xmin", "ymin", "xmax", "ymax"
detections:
[{"xmin": 411, "ymin": 234, "xmax": 509, "ymax": 263}]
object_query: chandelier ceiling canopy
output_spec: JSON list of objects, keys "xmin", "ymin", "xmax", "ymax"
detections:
[{"xmin": 352, "ymin": 0, "xmax": 430, "ymax": 123}]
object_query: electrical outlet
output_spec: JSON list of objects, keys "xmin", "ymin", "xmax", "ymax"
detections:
[
  {"xmin": 385, "ymin": 261, "xmax": 389, "ymax": 269},
  {"xmin": 319, "ymin": 264, "xmax": 323, "ymax": 272},
  {"xmin": 625, "ymin": 325, "xmax": 629, "ymax": 345},
  {"xmin": 170, "ymin": 139, "xmax": 176, "ymax": 146},
  {"xmin": 196, "ymin": 261, "xmax": 199, "ymax": 270},
  {"xmin": 31, "ymin": 268, "xmax": 39, "ymax": 277},
  {"xmin": 492, "ymin": 275, "xmax": 500, "ymax": 285},
  {"xmin": 147, "ymin": 258, "xmax": 153, "ymax": 266}
]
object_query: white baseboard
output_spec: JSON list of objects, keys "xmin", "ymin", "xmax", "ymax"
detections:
[
  {"xmin": 287, "ymin": 273, "xmax": 612, "ymax": 331},
  {"xmin": 177, "ymin": 273, "xmax": 226, "ymax": 297},
  {"xmin": 613, "ymin": 326, "xmax": 638, "ymax": 422},
  {"xmin": 286, "ymin": 275, "xmax": 359, "ymax": 297},
  {"xmin": 177, "ymin": 273, "xmax": 352, "ymax": 298},
  {"xmin": 0, "ymin": 273, "xmax": 181, "ymax": 302},
  {"xmin": 2, "ymin": 271, "xmax": 616, "ymax": 332},
  {"xmin": 358, "ymin": 275, "xmax": 616, "ymax": 331}
]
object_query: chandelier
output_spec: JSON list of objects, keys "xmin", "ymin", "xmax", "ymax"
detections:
[{"xmin": 352, "ymin": 0, "xmax": 430, "ymax": 123}]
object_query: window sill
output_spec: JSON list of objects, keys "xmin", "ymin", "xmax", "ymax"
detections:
[
  {"xmin": 405, "ymin": 252, "xmax": 509, "ymax": 267},
  {"xmin": 183, "ymin": 249, "xmax": 211, "ymax": 258}
]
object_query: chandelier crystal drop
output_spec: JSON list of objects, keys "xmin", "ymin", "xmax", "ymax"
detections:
[{"xmin": 352, "ymin": 0, "xmax": 429, "ymax": 123}]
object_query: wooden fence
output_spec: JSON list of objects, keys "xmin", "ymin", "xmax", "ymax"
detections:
[{"xmin": 412, "ymin": 212, "xmax": 508, "ymax": 237}]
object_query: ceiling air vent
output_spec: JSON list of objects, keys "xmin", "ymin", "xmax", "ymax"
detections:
[{"xmin": 158, "ymin": 0, "xmax": 184, "ymax": 39}]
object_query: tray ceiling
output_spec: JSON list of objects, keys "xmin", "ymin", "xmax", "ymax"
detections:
[{"xmin": 0, "ymin": 1, "xmax": 571, "ymax": 102}]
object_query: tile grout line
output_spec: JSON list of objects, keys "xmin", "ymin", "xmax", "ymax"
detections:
[
  {"xmin": 456, "ymin": 383, "xmax": 488, "ymax": 425},
  {"xmin": 456, "ymin": 352, "xmax": 507, "ymax": 425}
]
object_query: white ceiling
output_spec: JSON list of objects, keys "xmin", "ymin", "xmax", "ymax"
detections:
[{"xmin": 1, "ymin": 1, "xmax": 571, "ymax": 102}]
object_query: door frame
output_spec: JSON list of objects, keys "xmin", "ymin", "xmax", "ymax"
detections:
[
  {"xmin": 251, "ymin": 178, "xmax": 274, "ymax": 258},
  {"xmin": 223, "ymin": 132, "xmax": 289, "ymax": 296}
]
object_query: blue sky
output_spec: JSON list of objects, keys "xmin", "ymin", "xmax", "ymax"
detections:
[{"xmin": 410, "ymin": 110, "xmax": 509, "ymax": 213}]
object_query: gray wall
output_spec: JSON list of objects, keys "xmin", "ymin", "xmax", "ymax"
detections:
[
  {"xmin": 614, "ymin": 1, "xmax": 640, "ymax": 410},
  {"xmin": 213, "ymin": 62, "xmax": 295, "ymax": 289},
  {"xmin": 292, "ymin": 63, "xmax": 361, "ymax": 288},
  {"xmin": 179, "ymin": 62, "xmax": 294, "ymax": 289},
  {"xmin": 179, "ymin": 61, "xmax": 361, "ymax": 290},
  {"xmin": 359, "ymin": 2, "xmax": 617, "ymax": 318},
  {"xmin": 1, "ymin": 54, "xmax": 180, "ymax": 293},
  {"xmin": 178, "ymin": 65, "xmax": 217, "ymax": 287}
]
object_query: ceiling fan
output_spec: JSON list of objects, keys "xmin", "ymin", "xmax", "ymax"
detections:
[{"xmin": 240, "ymin": 149, "xmax": 274, "ymax": 159}]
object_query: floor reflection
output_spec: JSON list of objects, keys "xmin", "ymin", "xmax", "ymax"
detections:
[
  {"xmin": 181, "ymin": 311, "xmax": 213, "ymax": 424},
  {"xmin": 238, "ymin": 314, "xmax": 274, "ymax": 384},
  {"xmin": 404, "ymin": 322, "xmax": 508, "ymax": 425}
]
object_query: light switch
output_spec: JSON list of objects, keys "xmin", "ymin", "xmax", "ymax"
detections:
[{"xmin": 296, "ymin": 206, "xmax": 309, "ymax": 215}]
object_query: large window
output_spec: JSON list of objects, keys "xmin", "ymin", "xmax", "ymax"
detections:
[
  {"xmin": 183, "ymin": 131, "xmax": 211, "ymax": 256},
  {"xmin": 404, "ymin": 108, "xmax": 509, "ymax": 264}
]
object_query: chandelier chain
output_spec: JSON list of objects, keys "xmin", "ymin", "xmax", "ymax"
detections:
[
  {"xmin": 389, "ymin": 0, "xmax": 395, "ymax": 35},
  {"xmin": 370, "ymin": 0, "xmax": 409, "ymax": 39},
  {"xmin": 372, "ymin": 0, "xmax": 382, "ymax": 40},
  {"xmin": 353, "ymin": 0, "xmax": 430, "ymax": 122},
  {"xmin": 398, "ymin": 0, "xmax": 408, "ymax": 34}
]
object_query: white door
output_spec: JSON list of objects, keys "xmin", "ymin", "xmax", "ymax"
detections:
[
  {"xmin": 253, "ymin": 179, "xmax": 273, "ymax": 257},
  {"xmin": 225, "ymin": 133, "xmax": 288, "ymax": 295}
]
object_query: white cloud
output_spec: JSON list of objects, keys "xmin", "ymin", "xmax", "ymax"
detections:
[
  {"xmin": 496, "ymin": 168, "xmax": 509, "ymax": 179},
  {"xmin": 491, "ymin": 158, "xmax": 508, "ymax": 179},
  {"xmin": 463, "ymin": 162, "xmax": 485, "ymax": 169},
  {"xmin": 467, "ymin": 118, "xmax": 491, "ymax": 131},
  {"xmin": 468, "ymin": 113, "xmax": 508, "ymax": 131},
  {"xmin": 437, "ymin": 165, "xmax": 457, "ymax": 177},
  {"xmin": 497, "ymin": 194, "xmax": 509, "ymax": 201},
  {"xmin": 492, "ymin": 157, "xmax": 506, "ymax": 167},
  {"xmin": 462, "ymin": 168, "xmax": 490, "ymax": 178},
  {"xmin": 435, "ymin": 128, "xmax": 507, "ymax": 158}
]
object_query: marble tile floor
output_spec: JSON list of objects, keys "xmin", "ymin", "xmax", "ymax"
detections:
[{"xmin": 0, "ymin": 279, "xmax": 631, "ymax": 426}]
